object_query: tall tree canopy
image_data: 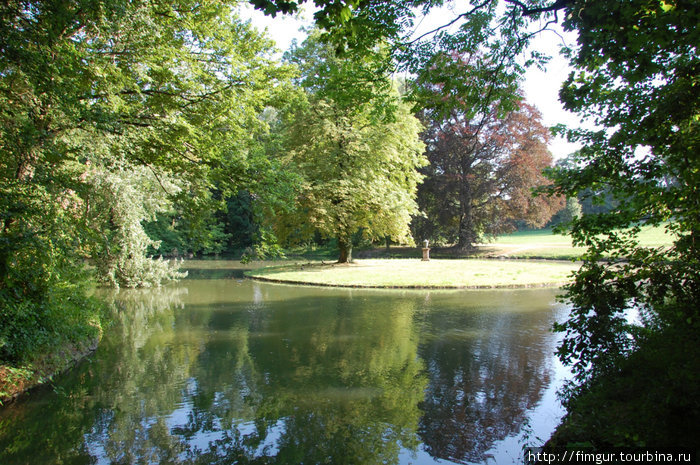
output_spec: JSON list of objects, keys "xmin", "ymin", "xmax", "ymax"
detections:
[
  {"xmin": 250, "ymin": 0, "xmax": 557, "ymax": 117},
  {"xmin": 0, "ymin": 0, "xmax": 292, "ymax": 284},
  {"xmin": 269, "ymin": 33, "xmax": 426, "ymax": 262},
  {"xmin": 415, "ymin": 92, "xmax": 562, "ymax": 250}
]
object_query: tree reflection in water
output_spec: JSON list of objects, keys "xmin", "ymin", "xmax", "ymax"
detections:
[
  {"xmin": 0, "ymin": 279, "xmax": 564, "ymax": 465},
  {"xmin": 415, "ymin": 290, "xmax": 558, "ymax": 463}
]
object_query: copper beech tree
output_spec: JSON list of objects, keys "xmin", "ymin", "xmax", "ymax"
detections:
[{"xmin": 414, "ymin": 100, "xmax": 563, "ymax": 251}]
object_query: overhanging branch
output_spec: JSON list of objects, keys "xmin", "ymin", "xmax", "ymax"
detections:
[
  {"xmin": 503, "ymin": 0, "xmax": 574, "ymax": 16},
  {"xmin": 406, "ymin": 0, "xmax": 493, "ymax": 45}
]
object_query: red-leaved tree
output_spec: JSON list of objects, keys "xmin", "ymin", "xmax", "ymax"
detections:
[{"xmin": 413, "ymin": 100, "xmax": 563, "ymax": 251}]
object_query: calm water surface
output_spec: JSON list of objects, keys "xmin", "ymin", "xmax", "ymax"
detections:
[{"xmin": 0, "ymin": 260, "xmax": 569, "ymax": 465}]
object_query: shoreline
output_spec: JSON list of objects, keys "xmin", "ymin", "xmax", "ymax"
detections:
[{"xmin": 0, "ymin": 336, "xmax": 100, "ymax": 406}]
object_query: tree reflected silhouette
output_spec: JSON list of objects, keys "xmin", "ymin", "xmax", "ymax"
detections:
[{"xmin": 416, "ymin": 291, "xmax": 557, "ymax": 463}]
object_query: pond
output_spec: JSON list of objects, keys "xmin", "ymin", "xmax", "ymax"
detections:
[{"xmin": 0, "ymin": 260, "xmax": 569, "ymax": 465}]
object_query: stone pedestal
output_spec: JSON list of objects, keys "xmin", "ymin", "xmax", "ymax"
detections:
[{"xmin": 422, "ymin": 248, "xmax": 431, "ymax": 261}]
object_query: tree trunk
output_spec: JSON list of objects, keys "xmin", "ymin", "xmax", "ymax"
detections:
[
  {"xmin": 455, "ymin": 222, "xmax": 477, "ymax": 253},
  {"xmin": 456, "ymin": 179, "xmax": 476, "ymax": 253},
  {"xmin": 338, "ymin": 237, "xmax": 353, "ymax": 263}
]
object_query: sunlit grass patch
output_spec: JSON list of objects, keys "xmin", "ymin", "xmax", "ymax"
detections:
[
  {"xmin": 246, "ymin": 258, "xmax": 578, "ymax": 289},
  {"xmin": 481, "ymin": 224, "xmax": 676, "ymax": 259}
]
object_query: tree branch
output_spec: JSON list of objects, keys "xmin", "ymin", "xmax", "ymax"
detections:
[
  {"xmin": 406, "ymin": 0, "xmax": 493, "ymax": 45},
  {"xmin": 503, "ymin": 0, "xmax": 574, "ymax": 16}
]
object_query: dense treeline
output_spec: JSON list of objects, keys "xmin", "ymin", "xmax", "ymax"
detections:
[{"xmin": 131, "ymin": 32, "xmax": 566, "ymax": 261}]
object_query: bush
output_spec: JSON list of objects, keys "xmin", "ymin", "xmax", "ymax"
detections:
[{"xmin": 0, "ymin": 281, "xmax": 101, "ymax": 364}]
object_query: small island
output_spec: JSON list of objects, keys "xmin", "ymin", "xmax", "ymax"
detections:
[{"xmin": 246, "ymin": 258, "xmax": 577, "ymax": 289}]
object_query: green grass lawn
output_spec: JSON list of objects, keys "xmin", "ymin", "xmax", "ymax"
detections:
[
  {"xmin": 480, "ymin": 224, "xmax": 676, "ymax": 259},
  {"xmin": 246, "ymin": 258, "xmax": 578, "ymax": 289},
  {"xmin": 338, "ymin": 225, "xmax": 677, "ymax": 261}
]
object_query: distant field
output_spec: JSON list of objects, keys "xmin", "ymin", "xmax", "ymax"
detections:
[
  {"xmin": 476, "ymin": 229, "xmax": 580, "ymax": 260},
  {"xmin": 246, "ymin": 259, "xmax": 578, "ymax": 289},
  {"xmin": 479, "ymin": 224, "xmax": 676, "ymax": 260}
]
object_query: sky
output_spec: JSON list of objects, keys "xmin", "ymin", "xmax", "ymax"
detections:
[{"xmin": 240, "ymin": 4, "xmax": 583, "ymax": 160}]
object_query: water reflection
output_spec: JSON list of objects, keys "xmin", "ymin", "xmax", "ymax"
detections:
[
  {"xmin": 0, "ymin": 274, "xmax": 565, "ymax": 465},
  {"xmin": 416, "ymin": 292, "xmax": 558, "ymax": 463}
]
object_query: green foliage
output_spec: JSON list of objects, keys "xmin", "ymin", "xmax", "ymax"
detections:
[
  {"xmin": 87, "ymin": 164, "xmax": 187, "ymax": 288},
  {"xmin": 220, "ymin": 191, "xmax": 258, "ymax": 252},
  {"xmin": 143, "ymin": 212, "xmax": 187, "ymax": 257},
  {"xmin": 168, "ymin": 189, "xmax": 230, "ymax": 256},
  {"xmin": 543, "ymin": 0, "xmax": 700, "ymax": 392},
  {"xmin": 285, "ymin": 29, "xmax": 395, "ymax": 116},
  {"xmin": 0, "ymin": 161, "xmax": 101, "ymax": 362},
  {"xmin": 0, "ymin": 0, "xmax": 293, "ymax": 366},
  {"xmin": 0, "ymin": 270, "xmax": 101, "ymax": 364},
  {"xmin": 536, "ymin": 0, "xmax": 700, "ymax": 445},
  {"xmin": 552, "ymin": 153, "xmax": 620, "ymax": 216},
  {"xmin": 548, "ymin": 197, "xmax": 581, "ymax": 229},
  {"xmin": 269, "ymin": 34, "xmax": 427, "ymax": 262},
  {"xmin": 0, "ymin": 0, "xmax": 293, "ymax": 281},
  {"xmin": 252, "ymin": 0, "xmax": 548, "ymax": 118},
  {"xmin": 0, "ymin": 365, "xmax": 32, "ymax": 402},
  {"xmin": 284, "ymin": 96, "xmax": 426, "ymax": 242}
]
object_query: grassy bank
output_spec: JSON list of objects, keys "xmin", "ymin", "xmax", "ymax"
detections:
[
  {"xmin": 478, "ymin": 224, "xmax": 674, "ymax": 259},
  {"xmin": 0, "ymin": 288, "xmax": 103, "ymax": 406},
  {"xmin": 246, "ymin": 258, "xmax": 578, "ymax": 288}
]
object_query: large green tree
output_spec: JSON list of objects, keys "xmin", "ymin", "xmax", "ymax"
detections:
[
  {"xmin": 0, "ymin": 0, "xmax": 290, "ymax": 274},
  {"xmin": 0, "ymin": 0, "xmax": 290, "ymax": 361},
  {"xmin": 281, "ymin": 96, "xmax": 426, "ymax": 262},
  {"xmin": 271, "ymin": 34, "xmax": 426, "ymax": 262}
]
